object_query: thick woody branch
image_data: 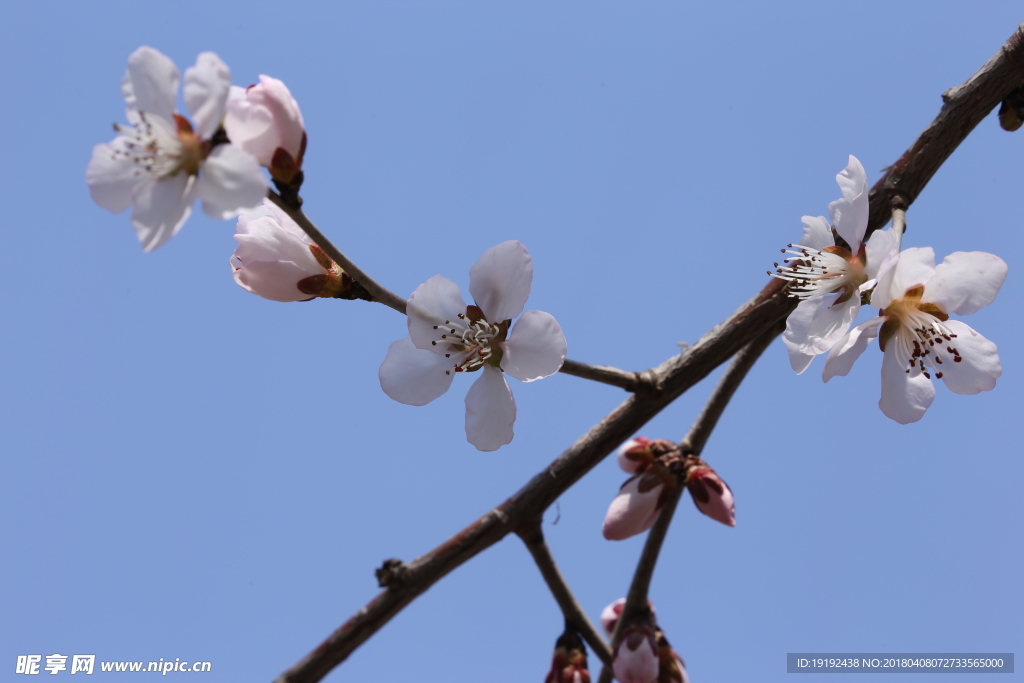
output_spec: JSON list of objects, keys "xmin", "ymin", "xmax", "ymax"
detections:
[
  {"xmin": 517, "ymin": 520, "xmax": 613, "ymax": 668},
  {"xmin": 864, "ymin": 22, "xmax": 1024, "ymax": 240},
  {"xmin": 275, "ymin": 26, "xmax": 1023, "ymax": 683},
  {"xmin": 267, "ymin": 190, "xmax": 410, "ymax": 315}
]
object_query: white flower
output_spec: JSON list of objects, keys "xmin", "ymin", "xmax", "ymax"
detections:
[
  {"xmin": 773, "ymin": 156, "xmax": 900, "ymax": 373},
  {"xmin": 378, "ymin": 241, "xmax": 567, "ymax": 451},
  {"xmin": 224, "ymin": 76, "xmax": 306, "ymax": 178},
  {"xmin": 823, "ymin": 248, "xmax": 1006, "ymax": 423},
  {"xmin": 231, "ymin": 199, "xmax": 346, "ymax": 302},
  {"xmin": 87, "ymin": 47, "xmax": 267, "ymax": 251}
]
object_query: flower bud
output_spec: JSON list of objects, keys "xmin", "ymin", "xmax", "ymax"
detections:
[
  {"xmin": 684, "ymin": 463, "xmax": 735, "ymax": 527},
  {"xmin": 655, "ymin": 629, "xmax": 689, "ymax": 683},
  {"xmin": 544, "ymin": 630, "xmax": 590, "ymax": 683},
  {"xmin": 601, "ymin": 598, "xmax": 657, "ymax": 639},
  {"xmin": 602, "ymin": 467, "xmax": 675, "ymax": 541},
  {"xmin": 224, "ymin": 76, "xmax": 306, "ymax": 182},
  {"xmin": 613, "ymin": 620, "xmax": 659, "ymax": 683},
  {"xmin": 231, "ymin": 199, "xmax": 348, "ymax": 302}
]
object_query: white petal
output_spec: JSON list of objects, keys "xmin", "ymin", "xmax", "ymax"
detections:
[
  {"xmin": 798, "ymin": 215, "xmax": 833, "ymax": 251},
  {"xmin": 500, "ymin": 310, "xmax": 566, "ymax": 382},
  {"xmin": 879, "ymin": 343, "xmax": 935, "ymax": 423},
  {"xmin": 870, "ymin": 247, "xmax": 936, "ymax": 310},
  {"xmin": 129, "ymin": 174, "xmax": 194, "ymax": 251},
  {"xmin": 923, "ymin": 252, "xmax": 1008, "ymax": 316},
  {"xmin": 232, "ymin": 259, "xmax": 316, "ymax": 302},
  {"xmin": 863, "ymin": 227, "xmax": 901, "ymax": 279},
  {"xmin": 804, "ymin": 297, "xmax": 860, "ymax": 355},
  {"xmin": 223, "ymin": 86, "xmax": 278, "ymax": 165},
  {"xmin": 828, "ymin": 155, "xmax": 869, "ymax": 248},
  {"xmin": 822, "ymin": 316, "xmax": 884, "ymax": 382},
  {"xmin": 86, "ymin": 139, "xmax": 140, "ymax": 213},
  {"xmin": 936, "ymin": 320, "xmax": 1001, "ymax": 395},
  {"xmin": 122, "ymin": 46, "xmax": 179, "ymax": 119},
  {"xmin": 234, "ymin": 212, "xmax": 319, "ymax": 270},
  {"xmin": 782, "ymin": 298, "xmax": 826, "ymax": 374},
  {"xmin": 407, "ymin": 275, "xmax": 469, "ymax": 352},
  {"xmin": 464, "ymin": 366, "xmax": 516, "ymax": 451},
  {"xmin": 196, "ymin": 145, "xmax": 267, "ymax": 219},
  {"xmin": 469, "ymin": 240, "xmax": 533, "ymax": 322},
  {"xmin": 184, "ymin": 52, "xmax": 231, "ymax": 139},
  {"xmin": 602, "ymin": 476, "xmax": 664, "ymax": 541},
  {"xmin": 379, "ymin": 337, "xmax": 456, "ymax": 406}
]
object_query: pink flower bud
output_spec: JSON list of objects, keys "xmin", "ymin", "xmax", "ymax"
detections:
[
  {"xmin": 231, "ymin": 199, "xmax": 345, "ymax": 302},
  {"xmin": 617, "ymin": 437, "xmax": 652, "ymax": 473},
  {"xmin": 544, "ymin": 631, "xmax": 590, "ymax": 683},
  {"xmin": 685, "ymin": 464, "xmax": 735, "ymax": 527},
  {"xmin": 613, "ymin": 622, "xmax": 659, "ymax": 683},
  {"xmin": 602, "ymin": 469, "xmax": 673, "ymax": 541},
  {"xmin": 601, "ymin": 598, "xmax": 657, "ymax": 639},
  {"xmin": 224, "ymin": 76, "xmax": 305, "ymax": 178},
  {"xmin": 655, "ymin": 630, "xmax": 689, "ymax": 683}
]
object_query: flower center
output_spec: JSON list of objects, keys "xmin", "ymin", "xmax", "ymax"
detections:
[
  {"xmin": 112, "ymin": 112, "xmax": 206, "ymax": 179},
  {"xmin": 880, "ymin": 287, "xmax": 960, "ymax": 380},
  {"xmin": 772, "ymin": 243, "xmax": 867, "ymax": 304},
  {"xmin": 430, "ymin": 307, "xmax": 508, "ymax": 375}
]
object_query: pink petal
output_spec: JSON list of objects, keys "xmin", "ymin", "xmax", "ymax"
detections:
[
  {"xmin": 500, "ymin": 310, "xmax": 566, "ymax": 382},
  {"xmin": 232, "ymin": 259, "xmax": 316, "ymax": 302},
  {"xmin": 602, "ymin": 476, "xmax": 664, "ymax": 541},
  {"xmin": 616, "ymin": 437, "xmax": 652, "ymax": 474},
  {"xmin": 184, "ymin": 52, "xmax": 231, "ymax": 140},
  {"xmin": 469, "ymin": 241, "xmax": 533, "ymax": 322},
  {"xmin": 613, "ymin": 626, "xmax": 659, "ymax": 683},
  {"xmin": 827, "ymin": 155, "xmax": 869, "ymax": 248},
  {"xmin": 464, "ymin": 366, "xmax": 516, "ymax": 451},
  {"xmin": 122, "ymin": 46, "xmax": 179, "ymax": 119},
  {"xmin": 923, "ymin": 251, "xmax": 1008, "ymax": 316},
  {"xmin": 879, "ymin": 344, "xmax": 935, "ymax": 423},
  {"xmin": 407, "ymin": 275, "xmax": 468, "ymax": 353},
  {"xmin": 935, "ymin": 320, "xmax": 1001, "ymax": 395},
  {"xmin": 196, "ymin": 145, "xmax": 267, "ymax": 219},
  {"xmin": 871, "ymin": 247, "xmax": 936, "ymax": 310},
  {"xmin": 86, "ymin": 139, "xmax": 139, "ymax": 214},
  {"xmin": 379, "ymin": 337, "xmax": 456, "ymax": 406},
  {"xmin": 822, "ymin": 316, "xmax": 884, "ymax": 382},
  {"xmin": 130, "ymin": 174, "xmax": 193, "ymax": 252}
]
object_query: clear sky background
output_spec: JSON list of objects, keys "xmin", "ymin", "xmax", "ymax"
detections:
[{"xmin": 2, "ymin": 2, "xmax": 1021, "ymax": 682}]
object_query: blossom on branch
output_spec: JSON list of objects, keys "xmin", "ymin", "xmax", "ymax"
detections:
[
  {"xmin": 613, "ymin": 621, "xmax": 659, "ymax": 683},
  {"xmin": 87, "ymin": 47, "xmax": 267, "ymax": 251},
  {"xmin": 231, "ymin": 199, "xmax": 355, "ymax": 302},
  {"xmin": 772, "ymin": 156, "xmax": 900, "ymax": 373},
  {"xmin": 544, "ymin": 630, "xmax": 590, "ymax": 683},
  {"xmin": 683, "ymin": 463, "xmax": 735, "ymax": 527},
  {"xmin": 602, "ymin": 465, "xmax": 676, "ymax": 540},
  {"xmin": 378, "ymin": 241, "xmax": 566, "ymax": 451},
  {"xmin": 823, "ymin": 248, "xmax": 1006, "ymax": 423},
  {"xmin": 224, "ymin": 76, "xmax": 306, "ymax": 184}
]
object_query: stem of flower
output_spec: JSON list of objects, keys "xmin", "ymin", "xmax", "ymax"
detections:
[
  {"xmin": 891, "ymin": 199, "xmax": 907, "ymax": 253},
  {"xmin": 267, "ymin": 190, "xmax": 409, "ymax": 315},
  {"xmin": 558, "ymin": 359, "xmax": 654, "ymax": 392},
  {"xmin": 516, "ymin": 520, "xmax": 613, "ymax": 668}
]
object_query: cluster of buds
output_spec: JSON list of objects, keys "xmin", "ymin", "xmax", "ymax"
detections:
[
  {"xmin": 602, "ymin": 599, "xmax": 688, "ymax": 683},
  {"xmin": 544, "ymin": 629, "xmax": 590, "ymax": 683},
  {"xmin": 603, "ymin": 437, "xmax": 735, "ymax": 540}
]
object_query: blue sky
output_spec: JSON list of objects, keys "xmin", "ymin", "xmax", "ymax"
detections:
[{"xmin": 2, "ymin": 2, "xmax": 1021, "ymax": 681}]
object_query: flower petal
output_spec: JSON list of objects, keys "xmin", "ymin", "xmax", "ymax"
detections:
[
  {"xmin": 822, "ymin": 316, "xmax": 884, "ymax": 382},
  {"xmin": 86, "ymin": 139, "xmax": 140, "ymax": 214},
  {"xmin": 798, "ymin": 215, "xmax": 833, "ymax": 251},
  {"xmin": 232, "ymin": 259, "xmax": 317, "ymax": 302},
  {"xmin": 923, "ymin": 251, "xmax": 1008, "ymax": 316},
  {"xmin": 407, "ymin": 275, "xmax": 468, "ymax": 352},
  {"xmin": 196, "ymin": 144, "xmax": 267, "ymax": 219},
  {"xmin": 602, "ymin": 475, "xmax": 664, "ymax": 541},
  {"xmin": 122, "ymin": 46, "xmax": 179, "ymax": 118},
  {"xmin": 863, "ymin": 227, "xmax": 901, "ymax": 279},
  {"xmin": 936, "ymin": 320, "xmax": 1001, "ymax": 395},
  {"xmin": 500, "ymin": 310, "xmax": 566, "ymax": 382},
  {"xmin": 870, "ymin": 247, "xmax": 936, "ymax": 310},
  {"xmin": 879, "ymin": 343, "xmax": 935, "ymax": 423},
  {"xmin": 379, "ymin": 336, "xmax": 456, "ymax": 406},
  {"xmin": 828, "ymin": 155, "xmax": 869, "ymax": 248},
  {"xmin": 129, "ymin": 174, "xmax": 193, "ymax": 251},
  {"xmin": 464, "ymin": 366, "xmax": 516, "ymax": 451},
  {"xmin": 782, "ymin": 298, "xmax": 826, "ymax": 374},
  {"xmin": 469, "ymin": 240, "xmax": 533, "ymax": 322},
  {"xmin": 184, "ymin": 51, "xmax": 231, "ymax": 139}
]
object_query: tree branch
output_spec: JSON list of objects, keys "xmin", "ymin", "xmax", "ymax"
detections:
[
  {"xmin": 558, "ymin": 359, "xmax": 652, "ymax": 392},
  {"xmin": 516, "ymin": 520, "xmax": 613, "ymax": 668}
]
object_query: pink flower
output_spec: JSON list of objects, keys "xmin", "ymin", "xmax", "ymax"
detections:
[
  {"xmin": 617, "ymin": 437, "xmax": 654, "ymax": 474},
  {"xmin": 603, "ymin": 468, "xmax": 674, "ymax": 540},
  {"xmin": 613, "ymin": 622, "xmax": 659, "ymax": 683},
  {"xmin": 224, "ymin": 76, "xmax": 306, "ymax": 182},
  {"xmin": 601, "ymin": 598, "xmax": 656, "ymax": 639},
  {"xmin": 824, "ymin": 248, "xmax": 1006, "ymax": 423},
  {"xmin": 231, "ymin": 199, "xmax": 348, "ymax": 302},
  {"xmin": 87, "ymin": 47, "xmax": 266, "ymax": 251},
  {"xmin": 685, "ymin": 464, "xmax": 735, "ymax": 527},
  {"xmin": 378, "ymin": 241, "xmax": 566, "ymax": 451}
]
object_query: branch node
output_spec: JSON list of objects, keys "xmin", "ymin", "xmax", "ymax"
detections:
[{"xmin": 375, "ymin": 558, "xmax": 409, "ymax": 589}]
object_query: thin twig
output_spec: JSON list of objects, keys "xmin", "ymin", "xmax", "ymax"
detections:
[
  {"xmin": 516, "ymin": 520, "xmax": 613, "ymax": 668},
  {"xmin": 891, "ymin": 200, "xmax": 907, "ymax": 253},
  {"xmin": 274, "ymin": 25, "xmax": 1024, "ymax": 682},
  {"xmin": 597, "ymin": 324, "xmax": 779, "ymax": 683},
  {"xmin": 267, "ymin": 190, "xmax": 409, "ymax": 314},
  {"xmin": 558, "ymin": 359, "xmax": 651, "ymax": 392}
]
